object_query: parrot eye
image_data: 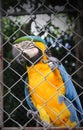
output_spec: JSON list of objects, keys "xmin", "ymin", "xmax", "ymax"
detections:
[
  {"xmin": 27, "ymin": 43, "xmax": 35, "ymax": 49},
  {"xmin": 20, "ymin": 41, "xmax": 35, "ymax": 50}
]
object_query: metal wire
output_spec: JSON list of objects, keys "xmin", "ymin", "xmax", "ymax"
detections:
[{"xmin": 0, "ymin": 0, "xmax": 83, "ymax": 129}]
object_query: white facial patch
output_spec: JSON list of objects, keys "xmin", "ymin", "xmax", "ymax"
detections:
[
  {"xmin": 23, "ymin": 47, "xmax": 39, "ymax": 58},
  {"xmin": 13, "ymin": 41, "xmax": 39, "ymax": 58}
]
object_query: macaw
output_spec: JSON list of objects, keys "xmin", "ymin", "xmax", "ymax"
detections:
[{"xmin": 12, "ymin": 35, "xmax": 83, "ymax": 128}]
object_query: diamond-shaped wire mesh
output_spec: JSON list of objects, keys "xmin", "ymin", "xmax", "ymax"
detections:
[{"xmin": 0, "ymin": 0, "xmax": 83, "ymax": 129}]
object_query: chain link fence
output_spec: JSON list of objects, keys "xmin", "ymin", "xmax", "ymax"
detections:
[{"xmin": 0, "ymin": 0, "xmax": 83, "ymax": 129}]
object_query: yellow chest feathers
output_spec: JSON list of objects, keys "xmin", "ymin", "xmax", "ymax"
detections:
[{"xmin": 26, "ymin": 62, "xmax": 65, "ymax": 99}]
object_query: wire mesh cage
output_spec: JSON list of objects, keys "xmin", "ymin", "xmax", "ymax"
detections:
[{"xmin": 0, "ymin": 0, "xmax": 83, "ymax": 129}]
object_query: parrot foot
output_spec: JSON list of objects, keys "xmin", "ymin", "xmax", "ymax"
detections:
[
  {"xmin": 48, "ymin": 56, "xmax": 60, "ymax": 70},
  {"xmin": 27, "ymin": 110, "xmax": 39, "ymax": 117},
  {"xmin": 27, "ymin": 110, "xmax": 50, "ymax": 128},
  {"xmin": 41, "ymin": 120, "xmax": 51, "ymax": 129}
]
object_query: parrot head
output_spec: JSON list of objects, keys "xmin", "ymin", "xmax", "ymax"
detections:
[{"xmin": 12, "ymin": 36, "xmax": 50, "ymax": 67}]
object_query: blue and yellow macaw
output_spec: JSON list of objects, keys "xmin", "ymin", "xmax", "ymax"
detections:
[{"xmin": 12, "ymin": 36, "xmax": 83, "ymax": 127}]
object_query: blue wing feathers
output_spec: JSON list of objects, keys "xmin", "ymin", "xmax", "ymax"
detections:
[
  {"xmin": 58, "ymin": 64, "xmax": 83, "ymax": 121},
  {"xmin": 24, "ymin": 77, "xmax": 37, "ymax": 111}
]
